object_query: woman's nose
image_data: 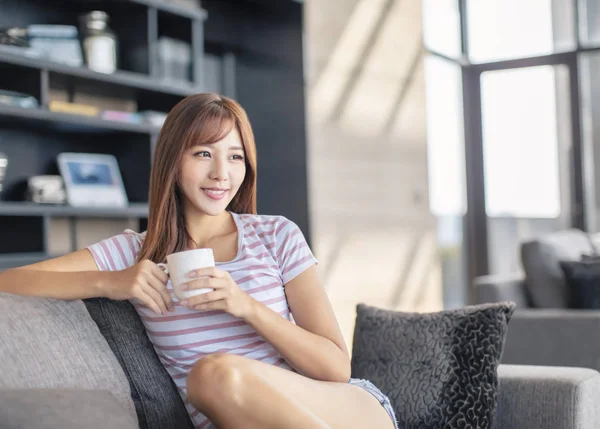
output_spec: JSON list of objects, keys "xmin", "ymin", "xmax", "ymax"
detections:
[{"xmin": 209, "ymin": 159, "xmax": 228, "ymax": 181}]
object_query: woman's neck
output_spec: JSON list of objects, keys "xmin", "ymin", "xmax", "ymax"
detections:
[{"xmin": 184, "ymin": 209, "xmax": 235, "ymax": 249}]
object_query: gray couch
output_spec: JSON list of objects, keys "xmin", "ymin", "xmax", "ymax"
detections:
[
  {"xmin": 1, "ymin": 292, "xmax": 599, "ymax": 429},
  {"xmin": 475, "ymin": 229, "xmax": 600, "ymax": 372}
]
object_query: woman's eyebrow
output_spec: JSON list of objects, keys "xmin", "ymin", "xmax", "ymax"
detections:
[{"xmin": 229, "ymin": 145, "xmax": 244, "ymax": 151}]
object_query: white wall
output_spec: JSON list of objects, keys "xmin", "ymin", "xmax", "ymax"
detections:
[{"xmin": 304, "ymin": 0, "xmax": 442, "ymax": 349}]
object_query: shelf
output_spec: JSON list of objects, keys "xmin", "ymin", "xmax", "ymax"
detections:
[
  {"xmin": 0, "ymin": 104, "xmax": 160, "ymax": 135},
  {"xmin": 128, "ymin": 0, "xmax": 208, "ymax": 20},
  {"xmin": 0, "ymin": 49, "xmax": 199, "ymax": 97},
  {"xmin": 0, "ymin": 252, "xmax": 53, "ymax": 270},
  {"xmin": 79, "ymin": 0, "xmax": 208, "ymax": 20},
  {"xmin": 0, "ymin": 202, "xmax": 149, "ymax": 218}
]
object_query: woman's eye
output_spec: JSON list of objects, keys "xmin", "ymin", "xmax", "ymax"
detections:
[
  {"xmin": 232, "ymin": 154, "xmax": 245, "ymax": 160},
  {"xmin": 195, "ymin": 151, "xmax": 211, "ymax": 158}
]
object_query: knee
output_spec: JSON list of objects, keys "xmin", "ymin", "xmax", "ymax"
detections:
[{"xmin": 186, "ymin": 353, "xmax": 247, "ymax": 410}]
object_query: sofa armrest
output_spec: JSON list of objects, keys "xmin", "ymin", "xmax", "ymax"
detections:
[
  {"xmin": 474, "ymin": 273, "xmax": 530, "ymax": 307},
  {"xmin": 495, "ymin": 365, "xmax": 600, "ymax": 429},
  {"xmin": 0, "ymin": 388, "xmax": 138, "ymax": 429},
  {"xmin": 502, "ymin": 309, "xmax": 600, "ymax": 371}
]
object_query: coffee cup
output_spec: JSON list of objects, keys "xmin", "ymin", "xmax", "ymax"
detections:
[{"xmin": 157, "ymin": 248, "xmax": 215, "ymax": 300}]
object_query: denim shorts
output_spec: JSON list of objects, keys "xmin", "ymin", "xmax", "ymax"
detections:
[{"xmin": 349, "ymin": 378, "xmax": 399, "ymax": 429}]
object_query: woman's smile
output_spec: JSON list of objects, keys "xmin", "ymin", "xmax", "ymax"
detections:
[{"xmin": 202, "ymin": 187, "xmax": 229, "ymax": 200}]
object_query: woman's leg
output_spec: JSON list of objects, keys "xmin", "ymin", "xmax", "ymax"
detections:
[{"xmin": 186, "ymin": 353, "xmax": 395, "ymax": 429}]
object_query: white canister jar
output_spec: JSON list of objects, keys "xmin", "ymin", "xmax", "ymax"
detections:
[{"xmin": 80, "ymin": 11, "xmax": 118, "ymax": 74}]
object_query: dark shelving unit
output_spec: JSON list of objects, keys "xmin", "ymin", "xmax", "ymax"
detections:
[{"xmin": 0, "ymin": 0, "xmax": 309, "ymax": 268}]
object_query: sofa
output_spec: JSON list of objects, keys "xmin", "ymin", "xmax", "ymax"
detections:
[
  {"xmin": 475, "ymin": 228, "xmax": 600, "ymax": 372},
  {"xmin": 1, "ymin": 292, "xmax": 599, "ymax": 429}
]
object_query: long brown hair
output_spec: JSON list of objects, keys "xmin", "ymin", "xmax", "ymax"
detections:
[{"xmin": 137, "ymin": 93, "xmax": 257, "ymax": 263}]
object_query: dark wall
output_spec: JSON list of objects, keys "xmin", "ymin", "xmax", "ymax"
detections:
[{"xmin": 204, "ymin": 0, "xmax": 310, "ymax": 239}]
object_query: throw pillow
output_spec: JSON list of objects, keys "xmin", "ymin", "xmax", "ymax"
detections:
[
  {"xmin": 520, "ymin": 229, "xmax": 593, "ymax": 308},
  {"xmin": 83, "ymin": 298, "xmax": 194, "ymax": 429},
  {"xmin": 560, "ymin": 259, "xmax": 600, "ymax": 309},
  {"xmin": 351, "ymin": 301, "xmax": 516, "ymax": 429},
  {"xmin": 0, "ymin": 293, "xmax": 137, "ymax": 423},
  {"xmin": 0, "ymin": 388, "xmax": 138, "ymax": 429}
]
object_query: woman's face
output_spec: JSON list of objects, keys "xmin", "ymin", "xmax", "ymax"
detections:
[{"xmin": 178, "ymin": 127, "xmax": 247, "ymax": 216}]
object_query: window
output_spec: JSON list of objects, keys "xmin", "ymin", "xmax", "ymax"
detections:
[{"xmin": 467, "ymin": 0, "xmax": 575, "ymax": 63}]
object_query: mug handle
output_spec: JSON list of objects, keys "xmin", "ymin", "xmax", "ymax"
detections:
[{"xmin": 156, "ymin": 263, "xmax": 169, "ymax": 275}]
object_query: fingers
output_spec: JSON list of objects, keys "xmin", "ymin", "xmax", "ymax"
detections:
[
  {"xmin": 145, "ymin": 275, "xmax": 174, "ymax": 312},
  {"xmin": 187, "ymin": 267, "xmax": 225, "ymax": 279},
  {"xmin": 185, "ymin": 290, "xmax": 226, "ymax": 307},
  {"xmin": 147, "ymin": 267, "xmax": 174, "ymax": 311},
  {"xmin": 150, "ymin": 264, "xmax": 169, "ymax": 284},
  {"xmin": 182, "ymin": 277, "xmax": 209, "ymax": 291},
  {"xmin": 136, "ymin": 287, "xmax": 165, "ymax": 315},
  {"xmin": 189, "ymin": 299, "xmax": 227, "ymax": 311},
  {"xmin": 182, "ymin": 276, "xmax": 225, "ymax": 291}
]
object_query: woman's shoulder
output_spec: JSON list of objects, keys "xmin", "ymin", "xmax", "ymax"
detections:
[
  {"xmin": 234, "ymin": 212, "xmax": 308, "ymax": 255},
  {"xmin": 116, "ymin": 228, "xmax": 147, "ymax": 248},
  {"xmin": 236, "ymin": 214, "xmax": 302, "ymax": 242},
  {"xmin": 87, "ymin": 229, "xmax": 146, "ymax": 271},
  {"xmin": 234, "ymin": 212, "xmax": 290, "ymax": 229},
  {"xmin": 233, "ymin": 214, "xmax": 317, "ymax": 284},
  {"xmin": 123, "ymin": 228, "xmax": 146, "ymax": 241}
]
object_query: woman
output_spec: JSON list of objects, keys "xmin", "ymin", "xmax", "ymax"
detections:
[{"xmin": 0, "ymin": 94, "xmax": 398, "ymax": 429}]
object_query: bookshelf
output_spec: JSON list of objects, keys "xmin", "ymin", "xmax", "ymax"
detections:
[
  {"xmin": 0, "ymin": 50, "xmax": 198, "ymax": 96},
  {"xmin": 0, "ymin": 0, "xmax": 309, "ymax": 269},
  {"xmin": 0, "ymin": 103, "xmax": 160, "ymax": 134}
]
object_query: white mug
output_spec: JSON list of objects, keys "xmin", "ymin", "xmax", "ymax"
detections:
[{"xmin": 157, "ymin": 248, "xmax": 215, "ymax": 300}]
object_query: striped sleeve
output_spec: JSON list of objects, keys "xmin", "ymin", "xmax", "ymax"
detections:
[
  {"xmin": 274, "ymin": 217, "xmax": 318, "ymax": 285},
  {"xmin": 86, "ymin": 230, "xmax": 142, "ymax": 271}
]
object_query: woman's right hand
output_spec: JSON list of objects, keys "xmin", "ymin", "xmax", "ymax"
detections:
[{"xmin": 103, "ymin": 259, "xmax": 173, "ymax": 314}]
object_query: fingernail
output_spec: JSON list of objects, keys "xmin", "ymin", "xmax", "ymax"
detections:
[
  {"xmin": 181, "ymin": 300, "xmax": 189, "ymax": 307},
  {"xmin": 188, "ymin": 271, "xmax": 197, "ymax": 278},
  {"xmin": 181, "ymin": 283, "xmax": 189, "ymax": 291}
]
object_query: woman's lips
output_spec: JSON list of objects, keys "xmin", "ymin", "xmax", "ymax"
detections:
[{"xmin": 202, "ymin": 188, "xmax": 228, "ymax": 200}]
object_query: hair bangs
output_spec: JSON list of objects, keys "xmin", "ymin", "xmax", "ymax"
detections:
[{"xmin": 184, "ymin": 103, "xmax": 236, "ymax": 149}]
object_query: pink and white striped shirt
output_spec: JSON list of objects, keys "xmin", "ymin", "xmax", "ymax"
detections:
[{"xmin": 87, "ymin": 212, "xmax": 318, "ymax": 429}]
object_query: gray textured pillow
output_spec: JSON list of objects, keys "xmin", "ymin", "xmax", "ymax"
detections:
[
  {"xmin": 351, "ymin": 302, "xmax": 516, "ymax": 429},
  {"xmin": 83, "ymin": 298, "xmax": 194, "ymax": 429},
  {"xmin": 0, "ymin": 293, "xmax": 136, "ymax": 423},
  {"xmin": 0, "ymin": 388, "xmax": 138, "ymax": 429}
]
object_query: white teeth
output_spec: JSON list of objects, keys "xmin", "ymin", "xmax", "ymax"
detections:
[{"xmin": 204, "ymin": 189, "xmax": 225, "ymax": 195}]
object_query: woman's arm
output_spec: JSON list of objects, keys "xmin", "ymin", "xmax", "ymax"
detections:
[
  {"xmin": 244, "ymin": 265, "xmax": 351, "ymax": 383},
  {"xmin": 0, "ymin": 249, "xmax": 108, "ymax": 299},
  {"xmin": 183, "ymin": 218, "xmax": 350, "ymax": 381},
  {"xmin": 0, "ymin": 249, "xmax": 172, "ymax": 314}
]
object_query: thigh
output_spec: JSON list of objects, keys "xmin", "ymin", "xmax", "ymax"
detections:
[{"xmin": 227, "ymin": 355, "xmax": 395, "ymax": 429}]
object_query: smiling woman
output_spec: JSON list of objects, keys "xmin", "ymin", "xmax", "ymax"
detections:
[
  {"xmin": 0, "ymin": 93, "xmax": 398, "ymax": 429},
  {"xmin": 139, "ymin": 94, "xmax": 258, "ymax": 262}
]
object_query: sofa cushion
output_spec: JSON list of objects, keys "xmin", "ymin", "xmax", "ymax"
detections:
[
  {"xmin": 0, "ymin": 293, "xmax": 137, "ymax": 423},
  {"xmin": 351, "ymin": 301, "xmax": 515, "ymax": 429},
  {"xmin": 83, "ymin": 297, "xmax": 194, "ymax": 429},
  {"xmin": 521, "ymin": 229, "xmax": 593, "ymax": 308},
  {"xmin": 0, "ymin": 388, "xmax": 138, "ymax": 429}
]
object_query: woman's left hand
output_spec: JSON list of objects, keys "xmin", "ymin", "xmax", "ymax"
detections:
[{"xmin": 180, "ymin": 267, "xmax": 256, "ymax": 319}]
